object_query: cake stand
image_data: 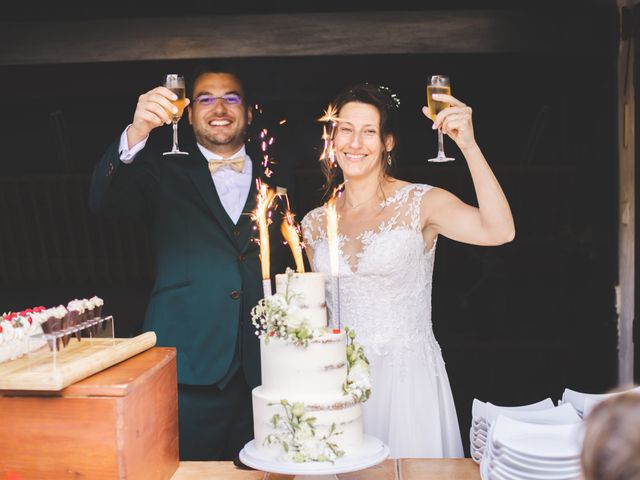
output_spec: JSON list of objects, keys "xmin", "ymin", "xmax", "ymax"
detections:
[{"xmin": 239, "ymin": 434, "xmax": 389, "ymax": 479}]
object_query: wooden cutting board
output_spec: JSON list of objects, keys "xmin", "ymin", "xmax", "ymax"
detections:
[{"xmin": 0, "ymin": 331, "xmax": 156, "ymax": 391}]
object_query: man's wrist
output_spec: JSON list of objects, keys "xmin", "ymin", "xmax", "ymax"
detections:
[{"xmin": 127, "ymin": 124, "xmax": 150, "ymax": 149}]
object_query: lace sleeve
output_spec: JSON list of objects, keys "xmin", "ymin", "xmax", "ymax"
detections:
[
  {"xmin": 410, "ymin": 184, "xmax": 434, "ymax": 231},
  {"xmin": 301, "ymin": 206, "xmax": 326, "ymax": 250}
]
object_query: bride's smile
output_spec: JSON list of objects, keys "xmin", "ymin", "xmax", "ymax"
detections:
[{"xmin": 334, "ymin": 102, "xmax": 394, "ymax": 180}]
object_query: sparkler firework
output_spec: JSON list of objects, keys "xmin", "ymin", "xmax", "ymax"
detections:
[
  {"xmin": 325, "ymin": 184, "xmax": 344, "ymax": 333},
  {"xmin": 259, "ymin": 128, "xmax": 276, "ymax": 178},
  {"xmin": 280, "ymin": 194, "xmax": 305, "ymax": 273},
  {"xmin": 252, "ymin": 179, "xmax": 277, "ymax": 297},
  {"xmin": 318, "ymin": 104, "xmax": 340, "ymax": 168}
]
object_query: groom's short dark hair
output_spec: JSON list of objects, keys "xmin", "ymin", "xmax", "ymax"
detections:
[{"xmin": 188, "ymin": 61, "xmax": 252, "ymax": 107}]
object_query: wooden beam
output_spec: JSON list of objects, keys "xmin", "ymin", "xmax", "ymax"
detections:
[
  {"xmin": 0, "ymin": 9, "xmax": 610, "ymax": 66},
  {"xmin": 617, "ymin": 1, "xmax": 636, "ymax": 385}
]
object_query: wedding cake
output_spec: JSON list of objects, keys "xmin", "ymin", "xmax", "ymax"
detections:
[{"xmin": 251, "ymin": 270, "xmax": 371, "ymax": 463}]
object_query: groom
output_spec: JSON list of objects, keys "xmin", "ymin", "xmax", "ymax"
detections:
[{"xmin": 89, "ymin": 64, "xmax": 291, "ymax": 460}]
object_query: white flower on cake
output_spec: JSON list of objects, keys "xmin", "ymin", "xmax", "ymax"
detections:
[
  {"xmin": 264, "ymin": 399, "xmax": 345, "ymax": 463},
  {"xmin": 343, "ymin": 327, "xmax": 372, "ymax": 403},
  {"xmin": 251, "ymin": 269, "xmax": 319, "ymax": 347}
]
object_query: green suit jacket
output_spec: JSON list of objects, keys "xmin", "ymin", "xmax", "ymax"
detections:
[{"xmin": 89, "ymin": 133, "xmax": 291, "ymax": 388}]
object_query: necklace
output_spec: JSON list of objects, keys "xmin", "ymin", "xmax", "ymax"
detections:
[{"xmin": 344, "ymin": 190, "xmax": 381, "ymax": 209}]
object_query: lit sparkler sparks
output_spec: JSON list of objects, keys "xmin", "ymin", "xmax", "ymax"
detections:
[
  {"xmin": 259, "ymin": 128, "xmax": 275, "ymax": 178},
  {"xmin": 280, "ymin": 206, "xmax": 305, "ymax": 274},
  {"xmin": 318, "ymin": 104, "xmax": 340, "ymax": 124},
  {"xmin": 276, "ymin": 189, "xmax": 304, "ymax": 272},
  {"xmin": 318, "ymin": 104, "xmax": 341, "ymax": 168},
  {"xmin": 325, "ymin": 184, "xmax": 344, "ymax": 333},
  {"xmin": 325, "ymin": 191, "xmax": 340, "ymax": 277},
  {"xmin": 253, "ymin": 179, "xmax": 278, "ymax": 297}
]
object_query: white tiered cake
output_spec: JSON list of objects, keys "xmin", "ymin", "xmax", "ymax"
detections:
[{"xmin": 250, "ymin": 270, "xmax": 370, "ymax": 463}]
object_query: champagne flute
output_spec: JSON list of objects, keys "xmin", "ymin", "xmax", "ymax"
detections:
[
  {"xmin": 427, "ymin": 75, "xmax": 454, "ymax": 162},
  {"xmin": 162, "ymin": 74, "xmax": 189, "ymax": 156}
]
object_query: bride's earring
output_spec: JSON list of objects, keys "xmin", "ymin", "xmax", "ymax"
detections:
[{"xmin": 387, "ymin": 152, "xmax": 392, "ymax": 166}]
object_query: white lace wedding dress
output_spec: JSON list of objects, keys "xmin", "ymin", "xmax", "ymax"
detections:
[{"xmin": 302, "ymin": 183, "xmax": 464, "ymax": 459}]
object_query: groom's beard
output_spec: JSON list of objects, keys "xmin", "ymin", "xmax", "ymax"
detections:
[{"xmin": 193, "ymin": 114, "xmax": 249, "ymax": 152}]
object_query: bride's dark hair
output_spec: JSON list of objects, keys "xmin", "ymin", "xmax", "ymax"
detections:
[{"xmin": 321, "ymin": 83, "xmax": 400, "ymax": 199}]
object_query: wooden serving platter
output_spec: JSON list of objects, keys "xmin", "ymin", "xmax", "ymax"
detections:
[{"xmin": 0, "ymin": 331, "xmax": 156, "ymax": 391}]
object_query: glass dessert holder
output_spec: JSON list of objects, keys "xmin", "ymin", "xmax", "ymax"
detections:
[{"xmin": 26, "ymin": 315, "xmax": 115, "ymax": 370}]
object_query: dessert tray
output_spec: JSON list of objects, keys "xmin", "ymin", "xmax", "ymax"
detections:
[
  {"xmin": 239, "ymin": 434, "xmax": 389, "ymax": 476},
  {"xmin": 0, "ymin": 316, "xmax": 156, "ymax": 391}
]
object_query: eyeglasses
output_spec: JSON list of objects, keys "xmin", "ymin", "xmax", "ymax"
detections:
[{"xmin": 193, "ymin": 94, "xmax": 243, "ymax": 106}]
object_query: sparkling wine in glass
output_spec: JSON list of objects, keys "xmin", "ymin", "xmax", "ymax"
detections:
[
  {"xmin": 163, "ymin": 74, "xmax": 189, "ymax": 156},
  {"xmin": 427, "ymin": 75, "xmax": 454, "ymax": 162}
]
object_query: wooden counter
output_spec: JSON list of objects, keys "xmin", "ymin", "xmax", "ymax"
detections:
[{"xmin": 173, "ymin": 459, "xmax": 481, "ymax": 479}]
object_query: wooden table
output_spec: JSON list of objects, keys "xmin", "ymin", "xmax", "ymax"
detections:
[{"xmin": 172, "ymin": 459, "xmax": 480, "ymax": 479}]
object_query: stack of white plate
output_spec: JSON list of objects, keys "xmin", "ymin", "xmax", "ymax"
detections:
[
  {"xmin": 559, "ymin": 386, "xmax": 640, "ymax": 418},
  {"xmin": 480, "ymin": 416, "xmax": 583, "ymax": 480},
  {"xmin": 470, "ymin": 398, "xmax": 555, "ymax": 463}
]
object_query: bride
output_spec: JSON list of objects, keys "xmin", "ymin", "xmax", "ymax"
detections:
[{"xmin": 301, "ymin": 83, "xmax": 514, "ymax": 458}]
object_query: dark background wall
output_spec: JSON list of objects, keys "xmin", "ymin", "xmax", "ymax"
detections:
[{"xmin": 0, "ymin": 0, "xmax": 624, "ymax": 455}]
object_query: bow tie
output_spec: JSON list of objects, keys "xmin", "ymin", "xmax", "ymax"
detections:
[{"xmin": 208, "ymin": 156, "xmax": 245, "ymax": 173}]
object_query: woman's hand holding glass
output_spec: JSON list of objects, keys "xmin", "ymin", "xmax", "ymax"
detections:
[{"xmin": 422, "ymin": 94, "xmax": 477, "ymax": 154}]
